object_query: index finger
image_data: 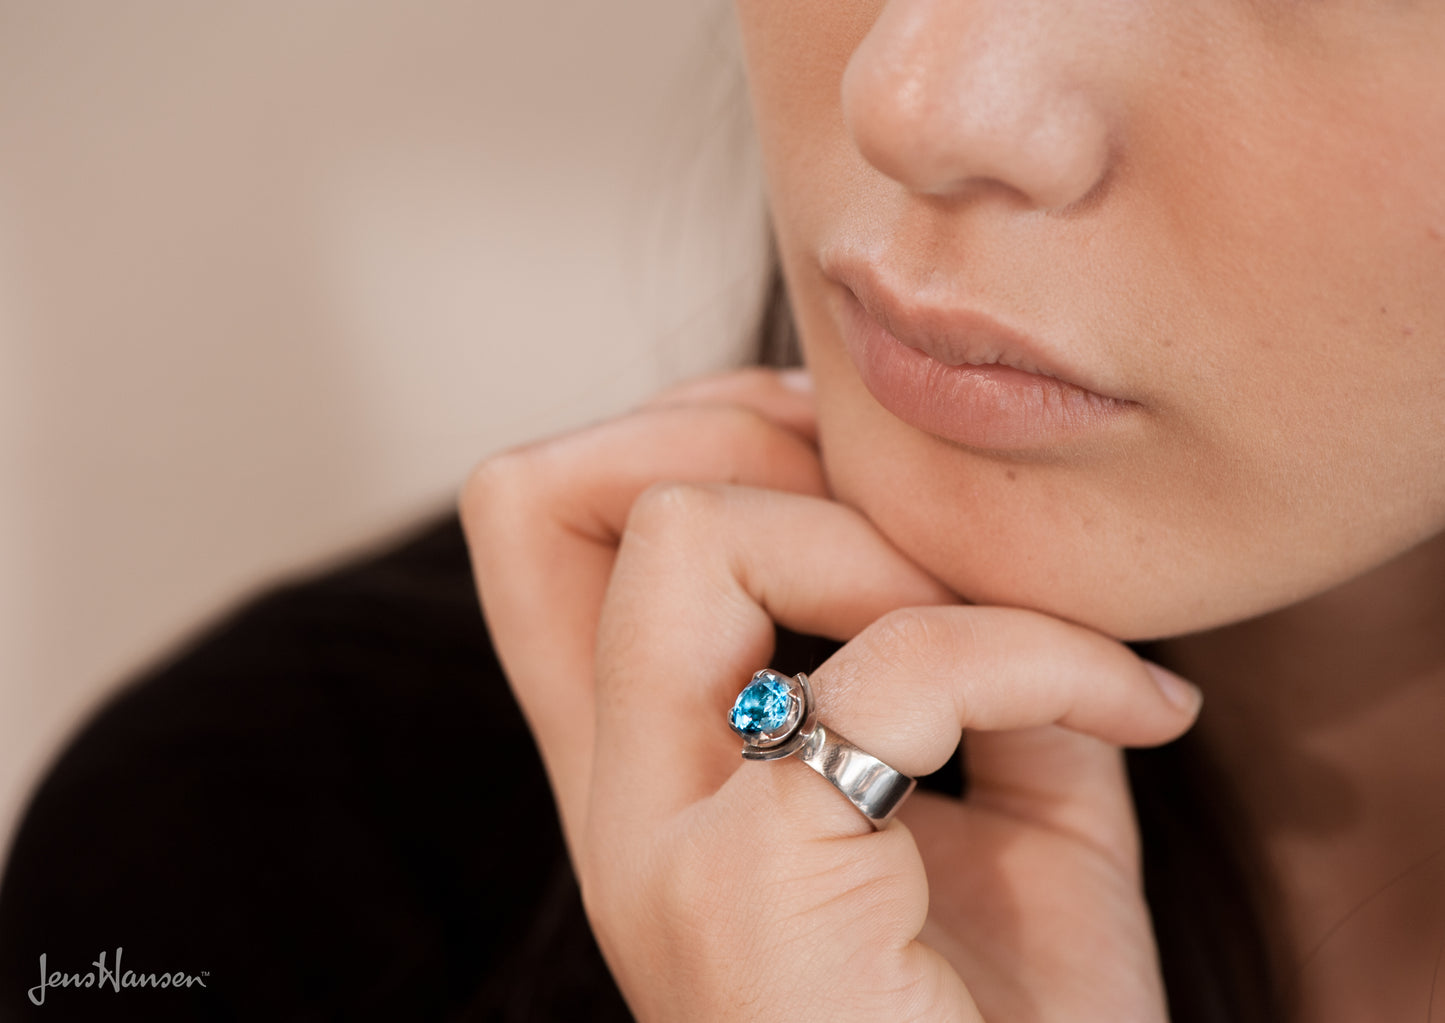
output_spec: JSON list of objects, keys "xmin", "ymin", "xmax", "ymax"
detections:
[
  {"xmin": 459, "ymin": 394, "xmax": 827, "ymax": 846},
  {"xmin": 590, "ymin": 484, "xmax": 1197, "ymax": 839},
  {"xmin": 638, "ymin": 366, "xmax": 817, "ymax": 442}
]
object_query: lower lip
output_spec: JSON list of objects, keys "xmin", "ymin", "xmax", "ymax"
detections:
[{"xmin": 835, "ymin": 291, "xmax": 1133, "ymax": 450}]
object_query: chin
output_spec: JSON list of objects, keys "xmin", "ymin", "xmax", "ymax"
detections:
[
  {"xmin": 819, "ymin": 439, "xmax": 1334, "ymax": 644},
  {"xmin": 810, "ymin": 348, "xmax": 1445, "ymax": 645},
  {"xmin": 830, "ymin": 454, "xmax": 1442, "ymax": 645}
]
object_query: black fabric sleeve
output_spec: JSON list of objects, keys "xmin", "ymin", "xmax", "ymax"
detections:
[{"xmin": 0, "ymin": 512, "xmax": 631, "ymax": 1022}]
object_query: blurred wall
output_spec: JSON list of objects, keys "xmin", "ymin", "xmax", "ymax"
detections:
[{"xmin": 0, "ymin": 1, "xmax": 770, "ymax": 869}]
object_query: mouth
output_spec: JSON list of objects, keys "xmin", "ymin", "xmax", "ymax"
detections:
[{"xmin": 823, "ymin": 261, "xmax": 1138, "ymax": 451}]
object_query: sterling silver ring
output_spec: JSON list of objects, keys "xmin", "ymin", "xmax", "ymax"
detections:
[{"xmin": 727, "ymin": 669, "xmax": 916, "ymax": 828}]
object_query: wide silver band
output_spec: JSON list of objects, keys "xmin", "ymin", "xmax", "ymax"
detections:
[{"xmin": 732, "ymin": 671, "xmax": 916, "ymax": 828}]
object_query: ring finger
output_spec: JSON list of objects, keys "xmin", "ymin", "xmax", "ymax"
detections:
[{"xmin": 591, "ymin": 483, "xmax": 1197, "ymax": 843}]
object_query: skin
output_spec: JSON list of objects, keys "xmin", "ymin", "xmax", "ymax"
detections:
[
  {"xmin": 736, "ymin": 0, "xmax": 1445, "ymax": 641},
  {"xmin": 729, "ymin": 0, "xmax": 1445, "ymax": 1017},
  {"xmin": 463, "ymin": 377, "xmax": 1202, "ymax": 1021},
  {"xmin": 461, "ymin": 1, "xmax": 1445, "ymax": 1019}
]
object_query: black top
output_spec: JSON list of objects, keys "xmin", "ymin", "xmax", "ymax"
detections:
[
  {"xmin": 0, "ymin": 511, "xmax": 1277, "ymax": 1023},
  {"xmin": 0, "ymin": 512, "xmax": 632, "ymax": 1021}
]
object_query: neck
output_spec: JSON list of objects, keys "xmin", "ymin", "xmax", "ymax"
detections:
[{"xmin": 1153, "ymin": 531, "xmax": 1445, "ymax": 1022}]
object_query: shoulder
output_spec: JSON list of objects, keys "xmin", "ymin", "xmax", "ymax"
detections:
[
  {"xmin": 15, "ymin": 512, "xmax": 522, "ymax": 837},
  {"xmin": 0, "ymin": 511, "xmax": 624, "ymax": 1020}
]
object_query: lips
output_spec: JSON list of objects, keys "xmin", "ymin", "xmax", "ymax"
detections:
[{"xmin": 825, "ymin": 263, "xmax": 1136, "ymax": 450}]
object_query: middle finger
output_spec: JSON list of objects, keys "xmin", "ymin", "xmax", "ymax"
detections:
[{"xmin": 592, "ymin": 483, "xmax": 1197, "ymax": 838}]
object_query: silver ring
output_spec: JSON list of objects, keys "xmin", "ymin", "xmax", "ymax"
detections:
[{"xmin": 727, "ymin": 669, "xmax": 916, "ymax": 828}]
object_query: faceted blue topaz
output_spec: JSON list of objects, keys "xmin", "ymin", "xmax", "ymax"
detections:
[{"xmin": 728, "ymin": 671, "xmax": 792, "ymax": 738}]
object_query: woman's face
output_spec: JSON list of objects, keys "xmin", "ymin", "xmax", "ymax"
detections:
[{"xmin": 732, "ymin": 0, "xmax": 1445, "ymax": 640}]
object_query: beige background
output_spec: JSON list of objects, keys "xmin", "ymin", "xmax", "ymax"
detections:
[{"xmin": 0, "ymin": 1, "xmax": 769, "ymax": 870}]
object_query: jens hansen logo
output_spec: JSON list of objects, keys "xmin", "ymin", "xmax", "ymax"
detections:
[{"xmin": 28, "ymin": 947, "xmax": 208, "ymax": 1005}]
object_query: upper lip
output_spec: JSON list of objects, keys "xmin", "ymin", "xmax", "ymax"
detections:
[{"xmin": 825, "ymin": 257, "xmax": 1125, "ymax": 399}]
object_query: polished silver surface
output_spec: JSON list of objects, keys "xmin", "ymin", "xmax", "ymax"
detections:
[
  {"xmin": 794, "ymin": 721, "xmax": 916, "ymax": 826},
  {"xmin": 735, "ymin": 671, "xmax": 916, "ymax": 827}
]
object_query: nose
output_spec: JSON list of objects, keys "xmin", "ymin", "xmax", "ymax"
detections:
[{"xmin": 841, "ymin": 0, "xmax": 1116, "ymax": 211}]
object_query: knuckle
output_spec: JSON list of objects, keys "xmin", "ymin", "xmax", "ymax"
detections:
[
  {"xmin": 458, "ymin": 439, "xmax": 566, "ymax": 531},
  {"xmin": 623, "ymin": 480, "xmax": 726, "ymax": 547},
  {"xmin": 848, "ymin": 607, "xmax": 979, "ymax": 731},
  {"xmin": 457, "ymin": 450, "xmax": 528, "ymax": 530},
  {"xmin": 861, "ymin": 606, "xmax": 947, "ymax": 669}
]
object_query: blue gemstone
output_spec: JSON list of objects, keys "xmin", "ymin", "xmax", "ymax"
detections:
[{"xmin": 729, "ymin": 672, "xmax": 792, "ymax": 737}]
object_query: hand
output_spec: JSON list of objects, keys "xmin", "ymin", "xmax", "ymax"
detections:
[{"xmin": 459, "ymin": 368, "xmax": 1200, "ymax": 1021}]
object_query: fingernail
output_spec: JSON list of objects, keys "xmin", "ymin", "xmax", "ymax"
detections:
[
  {"xmin": 1143, "ymin": 661, "xmax": 1203, "ymax": 714},
  {"xmin": 778, "ymin": 368, "xmax": 813, "ymax": 392}
]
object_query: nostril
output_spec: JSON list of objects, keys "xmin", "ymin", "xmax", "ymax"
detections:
[{"xmin": 840, "ymin": 4, "xmax": 1116, "ymax": 213}]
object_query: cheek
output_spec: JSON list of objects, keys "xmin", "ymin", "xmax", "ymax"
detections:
[
  {"xmin": 753, "ymin": 1, "xmax": 1445, "ymax": 639},
  {"xmin": 813, "ymin": 407, "xmax": 1222, "ymax": 640},
  {"xmin": 731, "ymin": 0, "xmax": 877, "ymax": 247},
  {"xmin": 818, "ymin": 408, "xmax": 1445, "ymax": 642},
  {"xmin": 806, "ymin": 277, "xmax": 1445, "ymax": 643}
]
